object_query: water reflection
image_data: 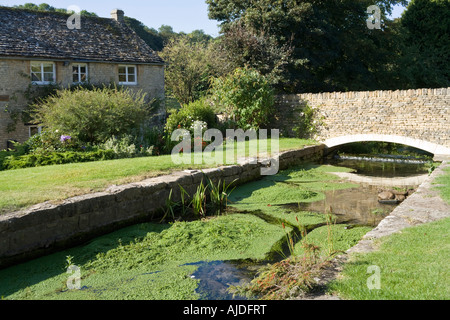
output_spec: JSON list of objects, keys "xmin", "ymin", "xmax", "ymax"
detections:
[{"xmin": 289, "ymin": 185, "xmax": 397, "ymax": 227}]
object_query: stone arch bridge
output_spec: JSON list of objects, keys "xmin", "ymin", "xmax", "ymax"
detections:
[{"xmin": 274, "ymin": 87, "xmax": 450, "ymax": 161}]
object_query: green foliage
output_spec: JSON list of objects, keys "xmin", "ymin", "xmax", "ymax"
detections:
[
  {"xmin": 191, "ymin": 180, "xmax": 208, "ymax": 218},
  {"xmin": 205, "ymin": 176, "xmax": 238, "ymax": 216},
  {"xmin": 159, "ymin": 36, "xmax": 226, "ymax": 105},
  {"xmin": 207, "ymin": 0, "xmax": 409, "ymax": 93},
  {"xmin": 164, "ymin": 98, "xmax": 217, "ymax": 136},
  {"xmin": 210, "ymin": 67, "xmax": 274, "ymax": 130},
  {"xmin": 13, "ymin": 2, "xmax": 98, "ymax": 16},
  {"xmin": 397, "ymin": 0, "xmax": 450, "ymax": 88},
  {"xmin": 216, "ymin": 21, "xmax": 293, "ymax": 89},
  {"xmin": 2, "ymin": 149, "xmax": 116, "ymax": 170},
  {"xmin": 32, "ymin": 86, "xmax": 151, "ymax": 144},
  {"xmin": 25, "ymin": 130, "xmax": 84, "ymax": 154},
  {"xmin": 292, "ymin": 104, "xmax": 322, "ymax": 139},
  {"xmin": 99, "ymin": 135, "xmax": 154, "ymax": 158}
]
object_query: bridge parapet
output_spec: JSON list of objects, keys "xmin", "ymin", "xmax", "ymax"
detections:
[{"xmin": 273, "ymin": 87, "xmax": 450, "ymax": 159}]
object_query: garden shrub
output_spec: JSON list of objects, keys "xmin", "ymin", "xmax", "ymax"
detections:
[
  {"xmin": 2, "ymin": 149, "xmax": 116, "ymax": 170},
  {"xmin": 210, "ymin": 67, "xmax": 275, "ymax": 130},
  {"xmin": 164, "ymin": 97, "xmax": 217, "ymax": 137},
  {"xmin": 32, "ymin": 86, "xmax": 151, "ymax": 144},
  {"xmin": 99, "ymin": 135, "xmax": 154, "ymax": 158},
  {"xmin": 25, "ymin": 130, "xmax": 85, "ymax": 153}
]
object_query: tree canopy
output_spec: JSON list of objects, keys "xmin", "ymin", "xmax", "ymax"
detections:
[
  {"xmin": 206, "ymin": 0, "xmax": 412, "ymax": 93},
  {"xmin": 398, "ymin": 0, "xmax": 450, "ymax": 88}
]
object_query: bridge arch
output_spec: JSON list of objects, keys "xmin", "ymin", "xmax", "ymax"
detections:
[{"xmin": 323, "ymin": 134, "xmax": 450, "ymax": 161}]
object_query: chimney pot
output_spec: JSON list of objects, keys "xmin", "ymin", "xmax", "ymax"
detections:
[{"xmin": 111, "ymin": 9, "xmax": 124, "ymax": 22}]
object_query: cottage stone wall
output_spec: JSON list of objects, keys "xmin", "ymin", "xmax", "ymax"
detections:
[
  {"xmin": 273, "ymin": 88, "xmax": 450, "ymax": 157},
  {"xmin": 0, "ymin": 58, "xmax": 165, "ymax": 150}
]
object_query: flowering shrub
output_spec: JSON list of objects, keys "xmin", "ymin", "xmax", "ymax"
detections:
[
  {"xmin": 26, "ymin": 130, "xmax": 83, "ymax": 154},
  {"xmin": 292, "ymin": 104, "xmax": 323, "ymax": 139},
  {"xmin": 99, "ymin": 135, "xmax": 154, "ymax": 158}
]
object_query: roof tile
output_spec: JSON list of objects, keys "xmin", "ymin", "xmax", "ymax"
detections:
[{"xmin": 0, "ymin": 7, "xmax": 164, "ymax": 64}]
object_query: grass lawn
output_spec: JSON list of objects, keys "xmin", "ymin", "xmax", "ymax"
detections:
[
  {"xmin": 328, "ymin": 217, "xmax": 450, "ymax": 300},
  {"xmin": 328, "ymin": 164, "xmax": 450, "ymax": 300},
  {"xmin": 435, "ymin": 165, "xmax": 450, "ymax": 204},
  {"xmin": 0, "ymin": 138, "xmax": 317, "ymax": 214}
]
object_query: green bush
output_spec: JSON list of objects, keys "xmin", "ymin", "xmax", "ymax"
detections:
[
  {"xmin": 99, "ymin": 135, "xmax": 154, "ymax": 158},
  {"xmin": 2, "ymin": 149, "xmax": 116, "ymax": 170},
  {"xmin": 164, "ymin": 97, "xmax": 217, "ymax": 137},
  {"xmin": 25, "ymin": 130, "xmax": 85, "ymax": 153},
  {"xmin": 210, "ymin": 67, "xmax": 274, "ymax": 130},
  {"xmin": 32, "ymin": 86, "xmax": 151, "ymax": 144}
]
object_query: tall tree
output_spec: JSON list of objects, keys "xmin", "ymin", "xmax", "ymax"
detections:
[
  {"xmin": 207, "ymin": 0, "xmax": 408, "ymax": 93},
  {"xmin": 159, "ymin": 36, "xmax": 227, "ymax": 105},
  {"xmin": 397, "ymin": 0, "xmax": 450, "ymax": 88}
]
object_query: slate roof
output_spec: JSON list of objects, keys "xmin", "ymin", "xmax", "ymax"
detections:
[{"xmin": 0, "ymin": 7, "xmax": 164, "ymax": 64}]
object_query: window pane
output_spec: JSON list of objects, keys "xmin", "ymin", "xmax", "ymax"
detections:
[
  {"xmin": 127, "ymin": 74, "xmax": 136, "ymax": 83},
  {"xmin": 118, "ymin": 66, "xmax": 126, "ymax": 74},
  {"xmin": 73, "ymin": 74, "xmax": 79, "ymax": 83},
  {"xmin": 44, "ymin": 72, "xmax": 54, "ymax": 82},
  {"xmin": 43, "ymin": 64, "xmax": 53, "ymax": 73},
  {"xmin": 119, "ymin": 74, "xmax": 127, "ymax": 82},
  {"xmin": 80, "ymin": 74, "xmax": 87, "ymax": 82},
  {"xmin": 127, "ymin": 66, "xmax": 135, "ymax": 75},
  {"xmin": 31, "ymin": 72, "xmax": 42, "ymax": 82},
  {"xmin": 31, "ymin": 64, "xmax": 41, "ymax": 73},
  {"xmin": 80, "ymin": 66, "xmax": 87, "ymax": 74}
]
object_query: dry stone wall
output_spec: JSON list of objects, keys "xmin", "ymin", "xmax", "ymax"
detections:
[{"xmin": 273, "ymin": 88, "xmax": 450, "ymax": 154}]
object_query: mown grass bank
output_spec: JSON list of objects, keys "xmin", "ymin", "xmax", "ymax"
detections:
[
  {"xmin": 328, "ymin": 164, "xmax": 450, "ymax": 300},
  {"xmin": 0, "ymin": 138, "xmax": 316, "ymax": 214},
  {"xmin": 328, "ymin": 217, "xmax": 450, "ymax": 300}
]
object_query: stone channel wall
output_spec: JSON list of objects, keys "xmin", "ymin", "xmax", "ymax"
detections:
[
  {"xmin": 273, "ymin": 87, "xmax": 450, "ymax": 150},
  {"xmin": 0, "ymin": 145, "xmax": 325, "ymax": 269}
]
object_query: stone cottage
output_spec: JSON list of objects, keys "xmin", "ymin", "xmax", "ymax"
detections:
[{"xmin": 0, "ymin": 7, "xmax": 165, "ymax": 150}]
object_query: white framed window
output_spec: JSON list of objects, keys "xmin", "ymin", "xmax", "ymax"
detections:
[
  {"xmin": 28, "ymin": 125, "xmax": 43, "ymax": 137},
  {"xmin": 118, "ymin": 65, "xmax": 137, "ymax": 85},
  {"xmin": 72, "ymin": 63, "xmax": 88, "ymax": 83},
  {"xmin": 31, "ymin": 62, "xmax": 56, "ymax": 85}
]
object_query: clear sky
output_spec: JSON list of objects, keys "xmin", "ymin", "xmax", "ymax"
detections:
[{"xmin": 0, "ymin": 0, "xmax": 406, "ymax": 37}]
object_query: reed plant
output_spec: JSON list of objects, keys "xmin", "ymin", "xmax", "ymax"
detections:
[
  {"xmin": 191, "ymin": 180, "xmax": 208, "ymax": 217},
  {"xmin": 229, "ymin": 214, "xmax": 339, "ymax": 300},
  {"xmin": 205, "ymin": 176, "xmax": 238, "ymax": 215},
  {"xmin": 160, "ymin": 189, "xmax": 178, "ymax": 222}
]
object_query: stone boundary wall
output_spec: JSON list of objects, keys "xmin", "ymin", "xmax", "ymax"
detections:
[
  {"xmin": 0, "ymin": 145, "xmax": 325, "ymax": 269},
  {"xmin": 273, "ymin": 87, "xmax": 450, "ymax": 151}
]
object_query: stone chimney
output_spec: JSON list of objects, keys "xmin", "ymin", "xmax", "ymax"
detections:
[{"xmin": 111, "ymin": 9, "xmax": 125, "ymax": 23}]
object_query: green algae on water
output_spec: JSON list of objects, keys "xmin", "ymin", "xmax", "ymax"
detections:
[
  {"xmin": 0, "ymin": 163, "xmax": 367, "ymax": 300},
  {"xmin": 0, "ymin": 214, "xmax": 285, "ymax": 300}
]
